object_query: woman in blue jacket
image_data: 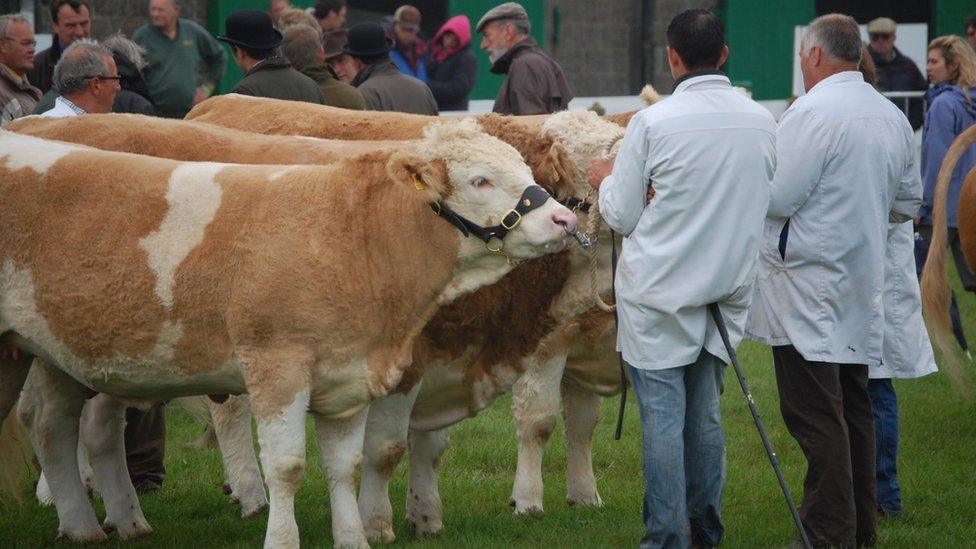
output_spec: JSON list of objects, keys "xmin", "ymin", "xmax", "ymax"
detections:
[{"xmin": 916, "ymin": 35, "xmax": 976, "ymax": 355}]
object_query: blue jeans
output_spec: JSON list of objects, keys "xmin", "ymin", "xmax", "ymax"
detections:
[
  {"xmin": 867, "ymin": 378, "xmax": 901, "ymax": 515},
  {"xmin": 628, "ymin": 350, "xmax": 727, "ymax": 549}
]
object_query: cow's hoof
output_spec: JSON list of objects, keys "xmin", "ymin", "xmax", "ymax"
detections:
[
  {"xmin": 334, "ymin": 538, "xmax": 370, "ymax": 549},
  {"xmin": 408, "ymin": 518, "xmax": 444, "ymax": 538},
  {"xmin": 567, "ymin": 491, "xmax": 603, "ymax": 507},
  {"xmin": 364, "ymin": 523, "xmax": 395, "ymax": 544},
  {"xmin": 240, "ymin": 498, "xmax": 268, "ymax": 518},
  {"xmin": 58, "ymin": 525, "xmax": 108, "ymax": 543},
  {"xmin": 513, "ymin": 504, "xmax": 544, "ymax": 516},
  {"xmin": 110, "ymin": 518, "xmax": 153, "ymax": 541}
]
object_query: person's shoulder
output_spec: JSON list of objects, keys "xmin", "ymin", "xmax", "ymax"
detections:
[
  {"xmin": 132, "ymin": 24, "xmax": 151, "ymax": 40},
  {"xmin": 181, "ymin": 19, "xmax": 208, "ymax": 34},
  {"xmin": 32, "ymin": 47, "xmax": 53, "ymax": 63}
]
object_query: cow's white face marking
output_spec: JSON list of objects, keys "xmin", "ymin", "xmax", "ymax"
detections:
[
  {"xmin": 140, "ymin": 163, "xmax": 224, "ymax": 309},
  {"xmin": 541, "ymin": 110, "xmax": 624, "ymax": 189},
  {"xmin": 420, "ymin": 120, "xmax": 574, "ymax": 267},
  {"xmin": 0, "ymin": 131, "xmax": 81, "ymax": 174}
]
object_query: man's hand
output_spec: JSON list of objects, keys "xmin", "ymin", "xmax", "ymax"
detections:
[
  {"xmin": 587, "ymin": 155, "xmax": 615, "ymax": 190},
  {"xmin": 647, "ymin": 186, "xmax": 656, "ymax": 202},
  {"xmin": 192, "ymin": 84, "xmax": 214, "ymax": 106}
]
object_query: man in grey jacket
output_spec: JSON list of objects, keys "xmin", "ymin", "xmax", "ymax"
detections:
[
  {"xmin": 588, "ymin": 9, "xmax": 775, "ymax": 548},
  {"xmin": 746, "ymin": 14, "xmax": 920, "ymax": 547},
  {"xmin": 477, "ymin": 2, "xmax": 572, "ymax": 115},
  {"xmin": 343, "ymin": 21, "xmax": 437, "ymax": 115}
]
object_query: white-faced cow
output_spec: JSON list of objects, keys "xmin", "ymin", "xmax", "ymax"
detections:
[{"xmin": 0, "ymin": 120, "xmax": 577, "ymax": 548}]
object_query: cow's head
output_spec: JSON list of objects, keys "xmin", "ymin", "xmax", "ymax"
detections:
[
  {"xmin": 541, "ymin": 110, "xmax": 626, "ymax": 199},
  {"xmin": 386, "ymin": 119, "xmax": 577, "ymax": 265}
]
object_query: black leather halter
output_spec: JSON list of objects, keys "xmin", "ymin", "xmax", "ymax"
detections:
[
  {"xmin": 429, "ymin": 184, "xmax": 553, "ymax": 244},
  {"xmin": 560, "ymin": 196, "xmax": 591, "ymax": 213}
]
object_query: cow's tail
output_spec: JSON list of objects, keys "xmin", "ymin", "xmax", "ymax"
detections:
[
  {"xmin": 921, "ymin": 124, "xmax": 976, "ymax": 393},
  {"xmin": 0, "ymin": 405, "xmax": 33, "ymax": 504},
  {"xmin": 639, "ymin": 85, "xmax": 662, "ymax": 106}
]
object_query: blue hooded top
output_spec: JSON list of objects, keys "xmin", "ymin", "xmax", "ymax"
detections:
[{"xmin": 919, "ymin": 83, "xmax": 976, "ymax": 227}]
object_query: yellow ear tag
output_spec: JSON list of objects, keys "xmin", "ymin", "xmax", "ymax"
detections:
[
  {"xmin": 551, "ymin": 165, "xmax": 560, "ymax": 182},
  {"xmin": 412, "ymin": 173, "xmax": 427, "ymax": 190}
]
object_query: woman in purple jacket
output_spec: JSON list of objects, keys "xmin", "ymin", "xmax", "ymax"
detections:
[{"xmin": 915, "ymin": 35, "xmax": 976, "ymax": 354}]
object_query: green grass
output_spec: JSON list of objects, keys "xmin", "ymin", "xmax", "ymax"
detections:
[{"xmin": 2, "ymin": 296, "xmax": 976, "ymax": 547}]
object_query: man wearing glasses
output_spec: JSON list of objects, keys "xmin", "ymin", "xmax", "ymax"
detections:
[
  {"xmin": 867, "ymin": 16, "xmax": 927, "ymax": 130},
  {"xmin": 0, "ymin": 14, "xmax": 41, "ymax": 126},
  {"xmin": 41, "ymin": 40, "xmax": 120, "ymax": 118}
]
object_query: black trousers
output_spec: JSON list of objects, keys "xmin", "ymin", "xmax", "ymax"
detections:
[
  {"xmin": 124, "ymin": 402, "xmax": 166, "ymax": 486},
  {"xmin": 773, "ymin": 346, "xmax": 876, "ymax": 547}
]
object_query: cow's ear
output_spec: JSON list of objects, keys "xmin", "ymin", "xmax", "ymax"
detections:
[
  {"xmin": 386, "ymin": 153, "xmax": 449, "ymax": 202},
  {"xmin": 544, "ymin": 142, "xmax": 577, "ymax": 200}
]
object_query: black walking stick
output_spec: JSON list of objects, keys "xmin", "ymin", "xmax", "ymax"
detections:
[{"xmin": 707, "ymin": 303, "xmax": 812, "ymax": 549}]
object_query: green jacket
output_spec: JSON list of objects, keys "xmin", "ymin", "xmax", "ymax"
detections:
[
  {"xmin": 299, "ymin": 64, "xmax": 366, "ymax": 110},
  {"xmin": 232, "ymin": 57, "xmax": 326, "ymax": 105},
  {"xmin": 133, "ymin": 19, "xmax": 226, "ymax": 118}
]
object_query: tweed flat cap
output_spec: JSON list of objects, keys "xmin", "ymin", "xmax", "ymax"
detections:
[
  {"xmin": 476, "ymin": 2, "xmax": 528, "ymax": 33},
  {"xmin": 867, "ymin": 17, "xmax": 896, "ymax": 34}
]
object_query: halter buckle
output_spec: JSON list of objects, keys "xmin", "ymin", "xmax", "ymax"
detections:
[{"xmin": 501, "ymin": 210, "xmax": 522, "ymax": 230}]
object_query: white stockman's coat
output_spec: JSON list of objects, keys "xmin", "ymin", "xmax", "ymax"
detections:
[
  {"xmin": 746, "ymin": 71, "xmax": 921, "ymax": 366},
  {"xmin": 598, "ymin": 73, "xmax": 776, "ymax": 370},
  {"xmin": 873, "ymin": 222, "xmax": 937, "ymax": 379}
]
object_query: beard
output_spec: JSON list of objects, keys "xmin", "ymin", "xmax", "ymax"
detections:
[{"xmin": 487, "ymin": 46, "xmax": 508, "ymax": 64}]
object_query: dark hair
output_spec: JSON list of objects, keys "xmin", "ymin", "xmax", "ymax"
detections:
[
  {"xmin": 665, "ymin": 8, "xmax": 725, "ymax": 71},
  {"xmin": 50, "ymin": 0, "xmax": 90, "ymax": 24},
  {"xmin": 966, "ymin": 12, "xmax": 976, "ymax": 31},
  {"xmin": 313, "ymin": 0, "xmax": 346, "ymax": 20},
  {"xmin": 233, "ymin": 44, "xmax": 276, "ymax": 61}
]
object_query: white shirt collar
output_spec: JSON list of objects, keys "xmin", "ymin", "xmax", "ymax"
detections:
[
  {"xmin": 55, "ymin": 95, "xmax": 87, "ymax": 116},
  {"xmin": 806, "ymin": 71, "xmax": 864, "ymax": 95},
  {"xmin": 673, "ymin": 72, "xmax": 732, "ymax": 95}
]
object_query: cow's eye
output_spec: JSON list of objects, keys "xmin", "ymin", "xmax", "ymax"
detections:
[{"xmin": 471, "ymin": 177, "xmax": 491, "ymax": 188}]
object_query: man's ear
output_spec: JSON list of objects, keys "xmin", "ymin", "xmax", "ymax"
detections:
[
  {"xmin": 386, "ymin": 153, "xmax": 449, "ymax": 202},
  {"xmin": 717, "ymin": 45, "xmax": 730, "ymax": 68}
]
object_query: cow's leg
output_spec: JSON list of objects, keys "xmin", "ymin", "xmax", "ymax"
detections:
[
  {"xmin": 37, "ymin": 431, "xmax": 92, "ymax": 506},
  {"xmin": 211, "ymin": 394, "xmax": 267, "ymax": 517},
  {"xmin": 510, "ymin": 353, "xmax": 568, "ymax": 515},
  {"xmin": 253, "ymin": 387, "xmax": 310, "ymax": 549},
  {"xmin": 562, "ymin": 381, "xmax": 604, "ymax": 507},
  {"xmin": 17, "ymin": 359, "xmax": 105, "ymax": 542},
  {"xmin": 314, "ymin": 407, "xmax": 369, "ymax": 549},
  {"xmin": 359, "ymin": 384, "xmax": 421, "ymax": 544},
  {"xmin": 82, "ymin": 394, "xmax": 152, "ymax": 539},
  {"xmin": 405, "ymin": 427, "xmax": 450, "ymax": 536}
]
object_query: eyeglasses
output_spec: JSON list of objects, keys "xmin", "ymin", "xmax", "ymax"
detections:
[
  {"xmin": 1, "ymin": 37, "xmax": 36, "ymax": 47},
  {"xmin": 869, "ymin": 33, "xmax": 893, "ymax": 41},
  {"xmin": 87, "ymin": 75, "xmax": 123, "ymax": 82}
]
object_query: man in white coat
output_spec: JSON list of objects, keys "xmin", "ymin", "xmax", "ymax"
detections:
[
  {"xmin": 587, "ymin": 9, "xmax": 775, "ymax": 548},
  {"xmin": 745, "ymin": 14, "xmax": 919, "ymax": 547}
]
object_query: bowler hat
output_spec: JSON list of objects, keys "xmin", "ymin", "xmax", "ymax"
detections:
[
  {"xmin": 342, "ymin": 21, "xmax": 394, "ymax": 58},
  {"xmin": 218, "ymin": 10, "xmax": 283, "ymax": 51}
]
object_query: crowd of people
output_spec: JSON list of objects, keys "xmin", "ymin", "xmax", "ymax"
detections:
[
  {"xmin": 0, "ymin": 0, "xmax": 574, "ymax": 122},
  {"xmin": 3, "ymin": 2, "xmax": 976, "ymax": 548}
]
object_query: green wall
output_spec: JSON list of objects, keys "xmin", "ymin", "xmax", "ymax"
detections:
[
  {"xmin": 718, "ymin": 0, "xmax": 815, "ymax": 101},
  {"xmin": 932, "ymin": 0, "xmax": 973, "ymax": 38}
]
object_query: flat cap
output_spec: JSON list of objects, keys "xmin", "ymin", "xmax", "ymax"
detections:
[
  {"xmin": 867, "ymin": 17, "xmax": 896, "ymax": 34},
  {"xmin": 476, "ymin": 2, "xmax": 528, "ymax": 33}
]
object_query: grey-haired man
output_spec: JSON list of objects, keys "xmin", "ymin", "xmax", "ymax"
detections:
[{"xmin": 477, "ymin": 2, "xmax": 572, "ymax": 115}]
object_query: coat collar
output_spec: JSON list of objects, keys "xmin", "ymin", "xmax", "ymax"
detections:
[
  {"xmin": 672, "ymin": 71, "xmax": 731, "ymax": 94},
  {"xmin": 242, "ymin": 55, "xmax": 290, "ymax": 78},
  {"xmin": 350, "ymin": 60, "xmax": 399, "ymax": 87}
]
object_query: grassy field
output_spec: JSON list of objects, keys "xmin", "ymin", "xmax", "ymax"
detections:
[{"xmin": 1, "ymin": 307, "xmax": 975, "ymax": 546}]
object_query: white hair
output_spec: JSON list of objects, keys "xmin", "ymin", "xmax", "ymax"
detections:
[{"xmin": 801, "ymin": 13, "xmax": 862, "ymax": 63}]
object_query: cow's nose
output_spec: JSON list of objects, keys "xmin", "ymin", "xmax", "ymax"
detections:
[{"xmin": 552, "ymin": 209, "xmax": 579, "ymax": 234}]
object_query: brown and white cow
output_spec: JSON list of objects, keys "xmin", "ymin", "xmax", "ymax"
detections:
[
  {"xmin": 0, "ymin": 120, "xmax": 577, "ymax": 548},
  {"xmin": 19, "ymin": 108, "xmax": 628, "ymax": 540},
  {"xmin": 185, "ymin": 100, "xmax": 627, "ymax": 538}
]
